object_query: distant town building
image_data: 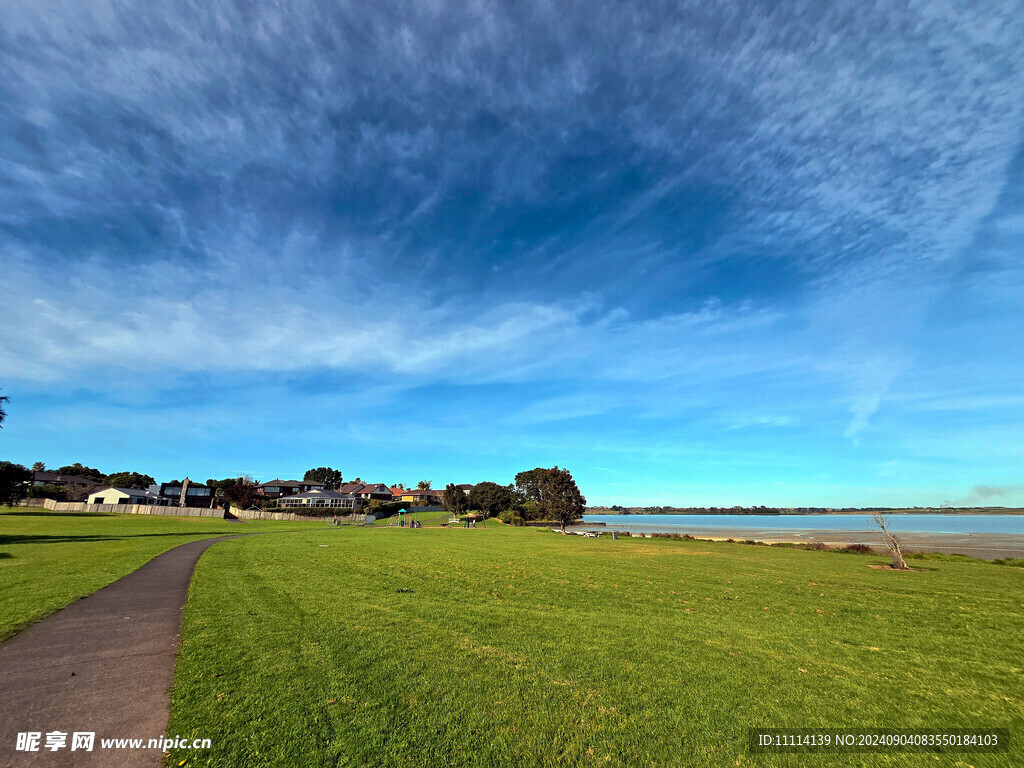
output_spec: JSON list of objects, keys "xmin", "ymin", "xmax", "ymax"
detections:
[
  {"xmin": 258, "ymin": 479, "xmax": 324, "ymax": 499},
  {"xmin": 88, "ymin": 487, "xmax": 161, "ymax": 505},
  {"xmin": 394, "ymin": 488, "xmax": 443, "ymax": 504},
  {"xmin": 158, "ymin": 478, "xmax": 215, "ymax": 508},
  {"xmin": 337, "ymin": 480, "xmax": 394, "ymax": 501},
  {"xmin": 32, "ymin": 471, "xmax": 104, "ymax": 493},
  {"xmin": 277, "ymin": 489, "xmax": 365, "ymax": 510}
]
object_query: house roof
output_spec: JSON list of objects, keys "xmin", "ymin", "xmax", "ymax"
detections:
[
  {"xmin": 33, "ymin": 471, "xmax": 103, "ymax": 487},
  {"xmin": 259, "ymin": 478, "xmax": 305, "ymax": 487},
  {"xmin": 92, "ymin": 486, "xmax": 160, "ymax": 499},
  {"xmin": 338, "ymin": 482, "xmax": 391, "ymax": 494}
]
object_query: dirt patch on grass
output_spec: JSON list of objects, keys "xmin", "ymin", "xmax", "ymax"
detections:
[{"xmin": 867, "ymin": 564, "xmax": 928, "ymax": 572}]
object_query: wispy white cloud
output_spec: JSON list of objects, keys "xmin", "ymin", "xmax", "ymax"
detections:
[{"xmin": 2, "ymin": 0, "xmax": 1024, "ymax": 475}]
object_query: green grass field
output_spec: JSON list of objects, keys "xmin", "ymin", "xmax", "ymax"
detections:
[
  {"xmin": 168, "ymin": 524, "xmax": 1024, "ymax": 767},
  {"xmin": 0, "ymin": 506, "xmax": 318, "ymax": 640},
  {"xmin": 371, "ymin": 510, "xmax": 459, "ymax": 527}
]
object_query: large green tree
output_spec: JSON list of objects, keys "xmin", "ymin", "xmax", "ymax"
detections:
[
  {"xmin": 206, "ymin": 478, "xmax": 239, "ymax": 493},
  {"xmin": 514, "ymin": 468, "xmax": 548, "ymax": 504},
  {"xmin": 539, "ymin": 467, "xmax": 587, "ymax": 532},
  {"xmin": 468, "ymin": 482, "xmax": 515, "ymax": 518},
  {"xmin": 56, "ymin": 463, "xmax": 105, "ymax": 483},
  {"xmin": 442, "ymin": 483, "xmax": 469, "ymax": 515},
  {"xmin": 304, "ymin": 467, "xmax": 343, "ymax": 489},
  {"xmin": 0, "ymin": 461, "xmax": 31, "ymax": 506},
  {"xmin": 103, "ymin": 472, "xmax": 156, "ymax": 489},
  {"xmin": 417, "ymin": 480, "xmax": 432, "ymax": 490}
]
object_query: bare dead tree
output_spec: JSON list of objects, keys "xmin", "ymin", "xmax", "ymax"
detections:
[{"xmin": 870, "ymin": 513, "xmax": 908, "ymax": 570}]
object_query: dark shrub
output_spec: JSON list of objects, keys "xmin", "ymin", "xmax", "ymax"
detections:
[
  {"xmin": 498, "ymin": 510, "xmax": 525, "ymax": 526},
  {"xmin": 842, "ymin": 544, "xmax": 874, "ymax": 554}
]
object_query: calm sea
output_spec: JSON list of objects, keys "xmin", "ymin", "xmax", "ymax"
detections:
[{"xmin": 581, "ymin": 514, "xmax": 1024, "ymax": 535}]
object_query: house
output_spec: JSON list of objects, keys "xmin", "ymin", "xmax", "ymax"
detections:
[
  {"xmin": 88, "ymin": 487, "xmax": 161, "ymax": 505},
  {"xmin": 396, "ymin": 488, "xmax": 442, "ymax": 504},
  {"xmin": 457, "ymin": 484, "xmax": 475, "ymax": 495},
  {"xmin": 258, "ymin": 479, "xmax": 324, "ymax": 499},
  {"xmin": 277, "ymin": 489, "xmax": 366, "ymax": 510},
  {"xmin": 32, "ymin": 471, "xmax": 104, "ymax": 497},
  {"xmin": 337, "ymin": 480, "xmax": 394, "ymax": 501},
  {"xmin": 157, "ymin": 478, "xmax": 216, "ymax": 508}
]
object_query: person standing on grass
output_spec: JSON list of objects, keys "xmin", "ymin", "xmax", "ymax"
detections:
[{"xmin": 332, "ymin": 512, "xmax": 339, "ymax": 526}]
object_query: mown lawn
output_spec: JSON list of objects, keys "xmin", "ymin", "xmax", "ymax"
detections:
[
  {"xmin": 169, "ymin": 525, "xmax": 1023, "ymax": 767},
  {"xmin": 0, "ymin": 506, "xmax": 318, "ymax": 640},
  {"xmin": 371, "ymin": 510, "xmax": 458, "ymax": 527}
]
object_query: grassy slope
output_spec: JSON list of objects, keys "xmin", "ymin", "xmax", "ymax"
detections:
[
  {"xmin": 0, "ymin": 506, "xmax": 318, "ymax": 640},
  {"xmin": 169, "ymin": 525, "xmax": 1023, "ymax": 767}
]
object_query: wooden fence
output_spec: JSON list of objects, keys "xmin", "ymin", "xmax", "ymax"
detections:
[
  {"xmin": 40, "ymin": 499, "xmax": 225, "ymax": 518},
  {"xmin": 228, "ymin": 509, "xmax": 367, "ymax": 524},
  {"xmin": 31, "ymin": 499, "xmax": 370, "ymax": 524}
]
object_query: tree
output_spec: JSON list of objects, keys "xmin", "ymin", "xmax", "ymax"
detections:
[
  {"xmin": 34, "ymin": 483, "xmax": 68, "ymax": 501},
  {"xmin": 417, "ymin": 480, "xmax": 432, "ymax": 490},
  {"xmin": 468, "ymin": 482, "xmax": 515, "ymax": 518},
  {"xmin": 62, "ymin": 483, "xmax": 93, "ymax": 502},
  {"xmin": 56, "ymin": 463, "xmax": 105, "ymax": 483},
  {"xmin": 224, "ymin": 477, "xmax": 261, "ymax": 509},
  {"xmin": 539, "ymin": 467, "xmax": 587, "ymax": 533},
  {"xmin": 103, "ymin": 472, "xmax": 156, "ymax": 489},
  {"xmin": 443, "ymin": 483, "xmax": 469, "ymax": 516},
  {"xmin": 870, "ymin": 513, "xmax": 908, "ymax": 570},
  {"xmin": 0, "ymin": 390, "xmax": 7, "ymax": 428},
  {"xmin": 206, "ymin": 478, "xmax": 239, "ymax": 494},
  {"xmin": 0, "ymin": 461, "xmax": 31, "ymax": 506},
  {"xmin": 304, "ymin": 467, "xmax": 343, "ymax": 489},
  {"xmin": 514, "ymin": 468, "xmax": 549, "ymax": 504},
  {"xmin": 31, "ymin": 462, "xmax": 46, "ymax": 472}
]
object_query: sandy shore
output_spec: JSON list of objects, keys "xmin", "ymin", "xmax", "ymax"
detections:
[{"xmin": 575, "ymin": 525, "xmax": 1024, "ymax": 560}]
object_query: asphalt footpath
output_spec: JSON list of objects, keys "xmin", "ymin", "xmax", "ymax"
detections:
[{"xmin": 0, "ymin": 535, "xmax": 249, "ymax": 767}]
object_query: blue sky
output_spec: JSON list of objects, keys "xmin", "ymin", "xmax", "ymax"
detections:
[{"xmin": 2, "ymin": 1, "xmax": 1023, "ymax": 506}]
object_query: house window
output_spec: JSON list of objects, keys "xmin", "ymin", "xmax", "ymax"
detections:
[{"xmin": 94, "ymin": 497, "xmax": 104, "ymax": 504}]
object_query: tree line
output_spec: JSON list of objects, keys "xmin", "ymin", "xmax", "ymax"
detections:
[
  {"xmin": 0, "ymin": 461, "xmax": 160, "ymax": 504},
  {"xmin": 439, "ymin": 467, "xmax": 586, "ymax": 531},
  {"xmin": 0, "ymin": 457, "xmax": 587, "ymax": 528}
]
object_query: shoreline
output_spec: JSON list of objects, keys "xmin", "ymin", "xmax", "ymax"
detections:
[
  {"xmin": 588, "ymin": 509, "xmax": 1024, "ymax": 515},
  {"xmin": 573, "ymin": 525, "xmax": 1024, "ymax": 561}
]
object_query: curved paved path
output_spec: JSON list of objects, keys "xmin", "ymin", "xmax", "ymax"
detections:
[{"xmin": 0, "ymin": 535, "xmax": 250, "ymax": 767}]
